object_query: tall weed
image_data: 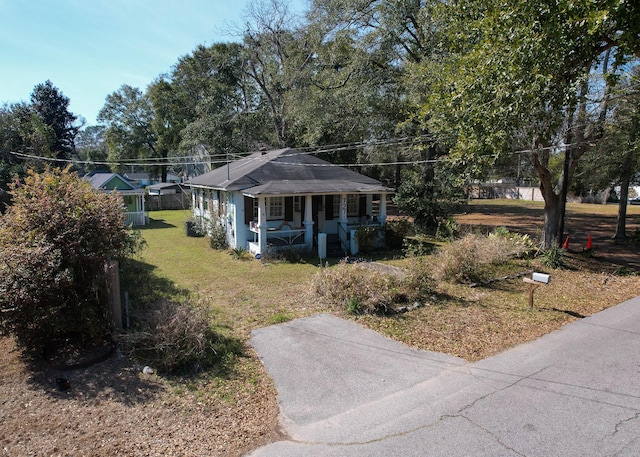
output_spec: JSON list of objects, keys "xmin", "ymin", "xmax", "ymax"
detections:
[
  {"xmin": 119, "ymin": 297, "xmax": 233, "ymax": 374},
  {"xmin": 435, "ymin": 229, "xmax": 535, "ymax": 283},
  {"xmin": 312, "ymin": 259, "xmax": 435, "ymax": 314}
]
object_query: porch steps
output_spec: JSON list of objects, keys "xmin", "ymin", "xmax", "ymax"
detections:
[{"xmin": 327, "ymin": 241, "xmax": 347, "ymax": 259}]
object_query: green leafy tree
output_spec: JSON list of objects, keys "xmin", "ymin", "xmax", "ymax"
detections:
[
  {"xmin": 75, "ymin": 125, "xmax": 109, "ymax": 173},
  {"xmin": 417, "ymin": 0, "xmax": 640, "ymax": 248},
  {"xmin": 396, "ymin": 147, "xmax": 467, "ymax": 232},
  {"xmin": 300, "ymin": 0, "xmax": 430, "ymax": 164},
  {"xmin": 580, "ymin": 66, "xmax": 640, "ymax": 239},
  {"xmin": 0, "ymin": 102, "xmax": 57, "ymax": 210},
  {"xmin": 30, "ymin": 80, "xmax": 81, "ymax": 160},
  {"xmin": 176, "ymin": 43, "xmax": 270, "ymax": 160},
  {"xmin": 98, "ymin": 85, "xmax": 160, "ymax": 178},
  {"xmin": 0, "ymin": 167, "xmax": 143, "ymax": 353}
]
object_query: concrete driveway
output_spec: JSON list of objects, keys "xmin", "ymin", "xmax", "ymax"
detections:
[{"xmin": 248, "ymin": 296, "xmax": 640, "ymax": 456}]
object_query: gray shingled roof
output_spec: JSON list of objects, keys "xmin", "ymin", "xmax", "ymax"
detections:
[
  {"xmin": 189, "ymin": 148, "xmax": 393, "ymax": 195},
  {"xmin": 86, "ymin": 172, "xmax": 135, "ymax": 190}
]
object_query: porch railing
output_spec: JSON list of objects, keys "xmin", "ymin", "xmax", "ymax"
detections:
[
  {"xmin": 124, "ymin": 211, "xmax": 147, "ymax": 227},
  {"xmin": 249, "ymin": 225, "xmax": 306, "ymax": 247}
]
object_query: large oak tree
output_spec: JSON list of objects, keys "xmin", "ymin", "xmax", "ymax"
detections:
[{"xmin": 417, "ymin": 0, "xmax": 640, "ymax": 248}]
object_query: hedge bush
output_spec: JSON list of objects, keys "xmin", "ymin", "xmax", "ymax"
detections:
[{"xmin": 0, "ymin": 167, "xmax": 143, "ymax": 353}]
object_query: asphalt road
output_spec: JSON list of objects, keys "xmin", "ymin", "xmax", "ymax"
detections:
[{"xmin": 248, "ymin": 296, "xmax": 640, "ymax": 456}]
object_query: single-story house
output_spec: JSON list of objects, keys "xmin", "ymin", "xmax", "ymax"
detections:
[
  {"xmin": 124, "ymin": 172, "xmax": 181, "ymax": 188},
  {"xmin": 146, "ymin": 182, "xmax": 184, "ymax": 196},
  {"xmin": 86, "ymin": 172, "xmax": 147, "ymax": 226},
  {"xmin": 189, "ymin": 148, "xmax": 394, "ymax": 257}
]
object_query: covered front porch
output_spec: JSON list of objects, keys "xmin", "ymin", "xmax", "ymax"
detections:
[
  {"xmin": 121, "ymin": 191, "xmax": 147, "ymax": 226},
  {"xmin": 243, "ymin": 193, "xmax": 388, "ymax": 257}
]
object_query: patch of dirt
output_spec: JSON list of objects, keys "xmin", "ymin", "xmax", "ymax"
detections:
[
  {"xmin": 455, "ymin": 201, "xmax": 640, "ymax": 270},
  {"xmin": 0, "ymin": 338, "xmax": 284, "ymax": 457}
]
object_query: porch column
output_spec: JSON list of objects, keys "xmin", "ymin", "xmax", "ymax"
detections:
[
  {"xmin": 379, "ymin": 194, "xmax": 387, "ymax": 224},
  {"xmin": 257, "ymin": 196, "xmax": 267, "ymax": 255},
  {"xmin": 304, "ymin": 195, "xmax": 313, "ymax": 248},
  {"xmin": 139, "ymin": 194, "xmax": 146, "ymax": 225},
  {"xmin": 338, "ymin": 193, "xmax": 348, "ymax": 249}
]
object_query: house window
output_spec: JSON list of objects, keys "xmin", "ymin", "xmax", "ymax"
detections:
[
  {"xmin": 268, "ymin": 196, "xmax": 284, "ymax": 219},
  {"xmin": 347, "ymin": 194, "xmax": 358, "ymax": 216},
  {"xmin": 332, "ymin": 194, "xmax": 359, "ymax": 217}
]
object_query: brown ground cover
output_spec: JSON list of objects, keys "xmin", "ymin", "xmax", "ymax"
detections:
[
  {"xmin": 455, "ymin": 199, "xmax": 640, "ymax": 269},
  {"xmin": 1, "ymin": 200, "xmax": 639, "ymax": 456}
]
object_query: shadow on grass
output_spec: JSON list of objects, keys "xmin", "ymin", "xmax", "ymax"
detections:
[
  {"xmin": 21, "ymin": 257, "xmax": 245, "ymax": 402},
  {"xmin": 120, "ymin": 258, "xmax": 190, "ymax": 304},
  {"xmin": 138, "ymin": 218, "xmax": 177, "ymax": 230},
  {"xmin": 541, "ymin": 307, "xmax": 587, "ymax": 318}
]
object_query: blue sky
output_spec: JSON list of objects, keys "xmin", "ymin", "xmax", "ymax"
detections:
[{"xmin": 0, "ymin": 0, "xmax": 307, "ymax": 125}]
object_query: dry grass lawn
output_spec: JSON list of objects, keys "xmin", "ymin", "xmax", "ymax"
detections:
[{"xmin": 1, "ymin": 202, "xmax": 640, "ymax": 456}]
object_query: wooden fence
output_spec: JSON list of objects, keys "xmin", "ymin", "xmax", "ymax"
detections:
[{"xmin": 145, "ymin": 193, "xmax": 191, "ymax": 211}]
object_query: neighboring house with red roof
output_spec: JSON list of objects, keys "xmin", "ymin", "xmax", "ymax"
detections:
[{"xmin": 189, "ymin": 148, "xmax": 393, "ymax": 257}]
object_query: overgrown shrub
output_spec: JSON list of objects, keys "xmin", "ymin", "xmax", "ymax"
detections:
[
  {"xmin": 487, "ymin": 227, "xmax": 537, "ymax": 258},
  {"xmin": 404, "ymin": 257, "xmax": 437, "ymax": 301},
  {"xmin": 435, "ymin": 216, "xmax": 459, "ymax": 241},
  {"xmin": 311, "ymin": 259, "xmax": 435, "ymax": 314},
  {"xmin": 208, "ymin": 218, "xmax": 228, "ymax": 250},
  {"xmin": 394, "ymin": 163, "xmax": 467, "ymax": 233},
  {"xmin": 355, "ymin": 225, "xmax": 381, "ymax": 253},
  {"xmin": 312, "ymin": 262, "xmax": 396, "ymax": 314},
  {"xmin": 0, "ymin": 167, "xmax": 143, "ymax": 353},
  {"xmin": 403, "ymin": 235, "xmax": 435, "ymax": 257},
  {"xmin": 385, "ymin": 218, "xmax": 414, "ymax": 249},
  {"xmin": 539, "ymin": 244, "xmax": 566, "ymax": 269},
  {"xmin": 434, "ymin": 229, "xmax": 535, "ymax": 283},
  {"xmin": 119, "ymin": 298, "xmax": 228, "ymax": 374}
]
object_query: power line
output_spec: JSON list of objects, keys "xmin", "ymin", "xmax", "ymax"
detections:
[{"xmin": 4, "ymin": 135, "xmax": 599, "ymax": 171}]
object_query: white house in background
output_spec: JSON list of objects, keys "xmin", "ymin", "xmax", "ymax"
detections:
[
  {"xmin": 86, "ymin": 172, "xmax": 147, "ymax": 226},
  {"xmin": 123, "ymin": 172, "xmax": 182, "ymax": 188},
  {"xmin": 189, "ymin": 148, "xmax": 394, "ymax": 257}
]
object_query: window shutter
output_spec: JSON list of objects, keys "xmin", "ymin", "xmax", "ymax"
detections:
[
  {"xmin": 359, "ymin": 195, "xmax": 367, "ymax": 217},
  {"xmin": 244, "ymin": 196, "xmax": 253, "ymax": 225},
  {"xmin": 285, "ymin": 196, "xmax": 294, "ymax": 221},
  {"xmin": 325, "ymin": 195, "xmax": 334, "ymax": 220}
]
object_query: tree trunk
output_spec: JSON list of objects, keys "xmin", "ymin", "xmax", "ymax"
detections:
[
  {"xmin": 541, "ymin": 191, "xmax": 563, "ymax": 248},
  {"xmin": 533, "ymin": 144, "xmax": 564, "ymax": 249},
  {"xmin": 614, "ymin": 149, "xmax": 634, "ymax": 239}
]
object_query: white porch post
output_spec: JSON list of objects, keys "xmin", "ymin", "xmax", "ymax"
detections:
[
  {"xmin": 338, "ymin": 193, "xmax": 348, "ymax": 248},
  {"xmin": 139, "ymin": 194, "xmax": 146, "ymax": 225},
  {"xmin": 257, "ymin": 196, "xmax": 267, "ymax": 255},
  {"xmin": 379, "ymin": 194, "xmax": 387, "ymax": 224},
  {"xmin": 304, "ymin": 194, "xmax": 313, "ymax": 249}
]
